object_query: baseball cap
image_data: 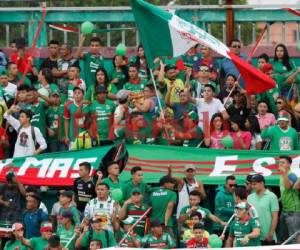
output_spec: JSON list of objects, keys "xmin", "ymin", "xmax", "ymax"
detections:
[
  {"xmin": 40, "ymin": 222, "xmax": 53, "ymax": 232},
  {"xmin": 235, "ymin": 202, "xmax": 250, "ymax": 210},
  {"xmin": 277, "ymin": 111, "xmax": 289, "ymax": 122},
  {"xmin": 251, "ymin": 174, "xmax": 265, "ymax": 183},
  {"xmin": 92, "ymin": 212, "xmax": 108, "ymax": 223},
  {"xmin": 261, "ymin": 63, "xmax": 274, "ymax": 73},
  {"xmin": 123, "ymin": 216, "xmax": 135, "ymax": 225},
  {"xmin": 60, "ymin": 190, "xmax": 73, "ymax": 199},
  {"xmin": 131, "ymin": 187, "xmax": 142, "ymax": 195},
  {"xmin": 12, "ymin": 223, "xmax": 23, "ymax": 231},
  {"xmin": 159, "ymin": 175, "xmax": 175, "ymax": 186},
  {"xmin": 185, "ymin": 164, "xmax": 196, "ymax": 171},
  {"xmin": 95, "ymin": 84, "xmax": 107, "ymax": 94},
  {"xmin": 164, "ymin": 64, "xmax": 176, "ymax": 72},
  {"xmin": 73, "ymin": 86, "xmax": 84, "ymax": 93},
  {"xmin": 50, "ymin": 90, "xmax": 60, "ymax": 96},
  {"xmin": 116, "ymin": 89, "xmax": 129, "ymax": 101},
  {"xmin": 61, "ymin": 210, "xmax": 73, "ymax": 219},
  {"xmin": 151, "ymin": 219, "xmax": 163, "ymax": 227}
]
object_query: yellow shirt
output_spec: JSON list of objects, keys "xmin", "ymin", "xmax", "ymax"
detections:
[{"xmin": 164, "ymin": 78, "xmax": 184, "ymax": 104}]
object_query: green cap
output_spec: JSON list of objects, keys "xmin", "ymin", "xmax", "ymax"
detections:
[
  {"xmin": 50, "ymin": 90, "xmax": 60, "ymax": 96},
  {"xmin": 0, "ymin": 69, "xmax": 7, "ymax": 76},
  {"xmin": 131, "ymin": 187, "xmax": 142, "ymax": 195}
]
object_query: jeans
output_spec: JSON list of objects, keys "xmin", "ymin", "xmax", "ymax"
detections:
[
  {"xmin": 280, "ymin": 211, "xmax": 300, "ymax": 244},
  {"xmin": 48, "ymin": 141, "xmax": 68, "ymax": 153}
]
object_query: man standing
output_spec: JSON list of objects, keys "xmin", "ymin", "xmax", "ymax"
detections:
[
  {"xmin": 40, "ymin": 40, "xmax": 59, "ymax": 72},
  {"xmin": 213, "ymin": 175, "xmax": 236, "ymax": 235},
  {"xmin": 278, "ymin": 155, "xmax": 300, "ymax": 243},
  {"xmin": 7, "ymin": 62, "xmax": 31, "ymax": 86},
  {"xmin": 124, "ymin": 63, "xmax": 147, "ymax": 94},
  {"xmin": 0, "ymin": 69, "xmax": 17, "ymax": 104},
  {"xmin": 261, "ymin": 111, "xmax": 298, "ymax": 151},
  {"xmin": 73, "ymin": 162, "xmax": 96, "ymax": 213},
  {"xmin": 101, "ymin": 161, "xmax": 124, "ymax": 191},
  {"xmin": 150, "ymin": 175, "xmax": 177, "ymax": 236},
  {"xmin": 247, "ymin": 174, "xmax": 279, "ymax": 245}
]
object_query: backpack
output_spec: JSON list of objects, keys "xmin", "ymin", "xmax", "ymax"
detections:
[{"xmin": 17, "ymin": 125, "xmax": 38, "ymax": 149}]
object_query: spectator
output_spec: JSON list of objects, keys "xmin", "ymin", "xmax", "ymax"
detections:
[
  {"xmin": 192, "ymin": 84, "xmax": 228, "ymax": 130},
  {"xmin": 101, "ymin": 161, "xmax": 124, "ymax": 191},
  {"xmin": 40, "ymin": 40, "xmax": 59, "ymax": 72},
  {"xmin": 171, "ymin": 164, "xmax": 206, "ymax": 218},
  {"xmin": 261, "ymin": 64, "xmax": 280, "ymax": 102},
  {"xmin": 109, "ymin": 55, "xmax": 128, "ymax": 91},
  {"xmin": 186, "ymin": 223, "xmax": 209, "ymax": 248},
  {"xmin": 261, "ymin": 111, "xmax": 298, "ymax": 151},
  {"xmin": 129, "ymin": 44, "xmax": 149, "ymax": 80},
  {"xmin": 124, "ymin": 63, "xmax": 147, "ymax": 94},
  {"xmin": 244, "ymin": 115, "xmax": 262, "ymax": 150},
  {"xmin": 226, "ymin": 90, "xmax": 250, "ymax": 122},
  {"xmin": 45, "ymin": 234, "xmax": 64, "ymax": 250},
  {"xmin": 117, "ymin": 216, "xmax": 142, "ymax": 247},
  {"xmin": 122, "ymin": 166, "xmax": 150, "ymax": 202},
  {"xmin": 257, "ymin": 53, "xmax": 269, "ymax": 71},
  {"xmin": 23, "ymin": 194, "xmax": 48, "ymax": 238},
  {"xmin": 278, "ymin": 155, "xmax": 300, "ymax": 243},
  {"xmin": 234, "ymin": 186, "xmax": 258, "ymax": 218},
  {"xmin": 204, "ymin": 113, "xmax": 230, "ymax": 149},
  {"xmin": 158, "ymin": 62, "xmax": 184, "ymax": 104},
  {"xmin": 53, "ymin": 43, "xmax": 78, "ymax": 102},
  {"xmin": 149, "ymin": 175, "xmax": 177, "ymax": 237},
  {"xmin": 19, "ymin": 221, "xmax": 54, "ymax": 250},
  {"xmin": 114, "ymin": 90, "xmax": 130, "ymax": 138},
  {"xmin": 0, "ymin": 69, "xmax": 17, "ymax": 104},
  {"xmin": 4, "ymin": 106, "xmax": 47, "ymax": 157},
  {"xmin": 0, "ymin": 124, "xmax": 9, "ymax": 160},
  {"xmin": 84, "ymin": 183, "xmax": 117, "ymax": 231},
  {"xmin": 35, "ymin": 68, "xmax": 58, "ymax": 98},
  {"xmin": 225, "ymin": 202, "xmax": 261, "ymax": 247},
  {"xmin": 3, "ymin": 222, "xmax": 26, "ymax": 250},
  {"xmin": 218, "ymin": 73, "xmax": 237, "ymax": 106},
  {"xmin": 56, "ymin": 210, "xmax": 76, "ymax": 250},
  {"xmin": 25, "ymin": 186, "xmax": 48, "ymax": 214},
  {"xmin": 75, "ymin": 213, "xmax": 117, "ymax": 249},
  {"xmin": 141, "ymin": 219, "xmax": 176, "ymax": 248},
  {"xmin": 275, "ymin": 96, "xmax": 299, "ymax": 130},
  {"xmin": 73, "ymin": 161, "xmax": 96, "ymax": 213},
  {"xmin": 256, "ymin": 100, "xmax": 276, "ymax": 131},
  {"xmin": 247, "ymin": 174, "xmax": 279, "ymax": 245},
  {"xmin": 220, "ymin": 39, "xmax": 247, "ymax": 88},
  {"xmin": 89, "ymin": 239, "xmax": 102, "ymax": 250},
  {"xmin": 57, "ymin": 190, "xmax": 81, "ymax": 230},
  {"xmin": 7, "ymin": 62, "xmax": 31, "ymax": 86},
  {"xmin": 119, "ymin": 187, "xmax": 149, "ymax": 237},
  {"xmin": 85, "ymin": 68, "xmax": 117, "ymax": 102},
  {"xmin": 0, "ymin": 171, "xmax": 26, "ymax": 224},
  {"xmin": 67, "ymin": 64, "xmax": 86, "ymax": 101},
  {"xmin": 213, "ymin": 175, "xmax": 236, "ymax": 235},
  {"xmin": 76, "ymin": 35, "xmax": 105, "ymax": 88},
  {"xmin": 229, "ymin": 115, "xmax": 252, "ymax": 150}
]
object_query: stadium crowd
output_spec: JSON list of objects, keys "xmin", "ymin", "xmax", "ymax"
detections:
[{"xmin": 0, "ymin": 35, "xmax": 300, "ymax": 249}]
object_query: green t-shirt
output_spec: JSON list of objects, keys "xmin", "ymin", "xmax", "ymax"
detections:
[
  {"xmin": 30, "ymin": 100, "xmax": 47, "ymax": 137},
  {"xmin": 102, "ymin": 177, "xmax": 125, "ymax": 191},
  {"xmin": 122, "ymin": 180, "xmax": 150, "ymax": 202},
  {"xmin": 84, "ymin": 99, "xmax": 116, "ymax": 140},
  {"xmin": 109, "ymin": 69, "xmax": 127, "ymax": 90},
  {"xmin": 83, "ymin": 52, "xmax": 105, "ymax": 88},
  {"xmin": 85, "ymin": 84, "xmax": 118, "ymax": 102},
  {"xmin": 57, "ymin": 207, "xmax": 81, "ymax": 230},
  {"xmin": 126, "ymin": 203, "xmax": 149, "ymax": 236},
  {"xmin": 150, "ymin": 187, "xmax": 177, "ymax": 227},
  {"xmin": 46, "ymin": 104, "xmax": 65, "ymax": 142},
  {"xmin": 272, "ymin": 60, "xmax": 299, "ymax": 88},
  {"xmin": 229, "ymin": 217, "xmax": 261, "ymax": 247},
  {"xmin": 29, "ymin": 237, "xmax": 48, "ymax": 250},
  {"xmin": 117, "ymin": 230, "xmax": 142, "ymax": 247},
  {"xmin": 280, "ymin": 172, "xmax": 300, "ymax": 212},
  {"xmin": 4, "ymin": 240, "xmax": 26, "ymax": 250},
  {"xmin": 141, "ymin": 232, "xmax": 176, "ymax": 248},
  {"xmin": 56, "ymin": 225, "xmax": 75, "ymax": 250},
  {"xmin": 124, "ymin": 78, "xmax": 147, "ymax": 93},
  {"xmin": 261, "ymin": 125, "xmax": 298, "ymax": 151},
  {"xmin": 63, "ymin": 101, "xmax": 87, "ymax": 141},
  {"xmin": 81, "ymin": 229, "xmax": 116, "ymax": 248}
]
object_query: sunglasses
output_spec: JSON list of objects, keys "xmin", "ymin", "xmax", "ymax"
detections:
[
  {"xmin": 229, "ymin": 184, "xmax": 237, "ymax": 187},
  {"xmin": 276, "ymin": 101, "xmax": 283, "ymax": 104},
  {"xmin": 199, "ymin": 69, "xmax": 210, "ymax": 72},
  {"xmin": 232, "ymin": 45, "xmax": 241, "ymax": 48}
]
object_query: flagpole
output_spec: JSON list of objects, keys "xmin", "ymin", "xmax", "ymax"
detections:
[
  {"xmin": 149, "ymin": 69, "xmax": 165, "ymax": 120},
  {"xmin": 223, "ymin": 23, "xmax": 268, "ymax": 106}
]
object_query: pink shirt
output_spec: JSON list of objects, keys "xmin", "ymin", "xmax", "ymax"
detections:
[
  {"xmin": 231, "ymin": 131, "xmax": 252, "ymax": 150},
  {"xmin": 256, "ymin": 113, "xmax": 276, "ymax": 130},
  {"xmin": 210, "ymin": 130, "xmax": 230, "ymax": 149}
]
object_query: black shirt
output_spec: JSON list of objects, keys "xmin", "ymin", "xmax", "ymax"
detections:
[
  {"xmin": 40, "ymin": 58, "xmax": 58, "ymax": 71},
  {"xmin": 73, "ymin": 177, "xmax": 96, "ymax": 212}
]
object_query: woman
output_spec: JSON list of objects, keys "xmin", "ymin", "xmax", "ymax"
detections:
[
  {"xmin": 229, "ymin": 116, "xmax": 251, "ymax": 150},
  {"xmin": 245, "ymin": 115, "xmax": 262, "ymax": 150},
  {"xmin": 255, "ymin": 101, "xmax": 276, "ymax": 131},
  {"xmin": 35, "ymin": 68, "xmax": 58, "ymax": 97},
  {"xmin": 218, "ymin": 73, "xmax": 237, "ymax": 107},
  {"xmin": 272, "ymin": 44, "xmax": 300, "ymax": 97},
  {"xmin": 4, "ymin": 223, "xmax": 26, "ymax": 250},
  {"xmin": 204, "ymin": 113, "xmax": 230, "ymax": 149},
  {"xmin": 56, "ymin": 211, "xmax": 76, "ymax": 250},
  {"xmin": 109, "ymin": 55, "xmax": 128, "ymax": 91},
  {"xmin": 85, "ymin": 68, "xmax": 117, "ymax": 102},
  {"xmin": 129, "ymin": 44, "xmax": 149, "ymax": 80}
]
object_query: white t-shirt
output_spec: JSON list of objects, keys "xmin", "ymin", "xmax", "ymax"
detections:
[
  {"xmin": 195, "ymin": 97, "xmax": 226, "ymax": 129},
  {"xmin": 2, "ymin": 82, "xmax": 17, "ymax": 100},
  {"xmin": 4, "ymin": 112, "xmax": 47, "ymax": 158},
  {"xmin": 250, "ymin": 133, "xmax": 262, "ymax": 150}
]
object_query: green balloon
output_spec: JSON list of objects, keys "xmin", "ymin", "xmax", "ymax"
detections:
[
  {"xmin": 111, "ymin": 188, "xmax": 123, "ymax": 201},
  {"xmin": 221, "ymin": 135, "xmax": 234, "ymax": 148},
  {"xmin": 208, "ymin": 234, "xmax": 223, "ymax": 248},
  {"xmin": 297, "ymin": 42, "xmax": 300, "ymax": 53},
  {"xmin": 81, "ymin": 21, "xmax": 94, "ymax": 34},
  {"xmin": 116, "ymin": 43, "xmax": 127, "ymax": 56}
]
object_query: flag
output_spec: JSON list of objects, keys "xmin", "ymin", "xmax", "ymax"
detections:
[{"xmin": 130, "ymin": 0, "xmax": 275, "ymax": 95}]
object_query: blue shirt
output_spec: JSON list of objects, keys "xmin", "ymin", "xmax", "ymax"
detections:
[{"xmin": 23, "ymin": 208, "xmax": 48, "ymax": 238}]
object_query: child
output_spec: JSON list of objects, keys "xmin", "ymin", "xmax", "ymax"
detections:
[{"xmin": 186, "ymin": 223, "xmax": 209, "ymax": 248}]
